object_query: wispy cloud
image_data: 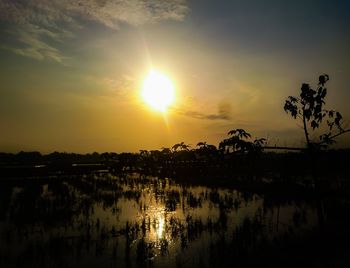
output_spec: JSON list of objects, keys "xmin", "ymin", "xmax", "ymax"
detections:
[
  {"xmin": 0, "ymin": 0, "xmax": 189, "ymax": 62},
  {"xmin": 175, "ymin": 101, "xmax": 232, "ymax": 121},
  {"xmin": 67, "ymin": 0, "xmax": 189, "ymax": 28},
  {"xmin": 1, "ymin": 24, "xmax": 71, "ymax": 62}
]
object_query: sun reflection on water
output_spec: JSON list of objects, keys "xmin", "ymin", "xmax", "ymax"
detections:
[
  {"xmin": 143, "ymin": 206, "xmax": 169, "ymax": 242},
  {"xmin": 156, "ymin": 214, "xmax": 165, "ymax": 239}
]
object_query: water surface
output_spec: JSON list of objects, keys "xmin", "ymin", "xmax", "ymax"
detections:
[{"xmin": 0, "ymin": 173, "xmax": 318, "ymax": 267}]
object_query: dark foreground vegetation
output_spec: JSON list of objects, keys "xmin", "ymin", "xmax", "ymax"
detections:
[{"xmin": 1, "ymin": 147, "xmax": 350, "ymax": 194}]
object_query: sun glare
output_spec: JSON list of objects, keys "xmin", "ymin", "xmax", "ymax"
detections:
[{"xmin": 142, "ymin": 70, "xmax": 175, "ymax": 112}]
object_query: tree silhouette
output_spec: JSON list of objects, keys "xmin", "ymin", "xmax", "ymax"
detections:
[
  {"xmin": 161, "ymin": 147, "xmax": 171, "ymax": 155},
  {"xmin": 194, "ymin": 142, "xmax": 217, "ymax": 163},
  {"xmin": 196, "ymin": 142, "xmax": 217, "ymax": 151},
  {"xmin": 227, "ymin": 129, "xmax": 251, "ymax": 139},
  {"xmin": 196, "ymin": 141, "xmax": 208, "ymax": 149},
  {"xmin": 284, "ymin": 74, "xmax": 349, "ymax": 149},
  {"xmin": 139, "ymin": 150, "xmax": 149, "ymax": 157},
  {"xmin": 172, "ymin": 142, "xmax": 191, "ymax": 152},
  {"xmin": 219, "ymin": 129, "xmax": 266, "ymax": 154}
]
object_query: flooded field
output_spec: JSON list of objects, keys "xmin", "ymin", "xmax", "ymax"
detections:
[{"xmin": 0, "ymin": 172, "xmax": 324, "ymax": 267}]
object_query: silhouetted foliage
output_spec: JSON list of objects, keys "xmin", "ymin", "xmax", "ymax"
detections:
[
  {"xmin": 172, "ymin": 142, "xmax": 191, "ymax": 152},
  {"xmin": 219, "ymin": 129, "xmax": 266, "ymax": 154},
  {"xmin": 284, "ymin": 74, "xmax": 349, "ymax": 149}
]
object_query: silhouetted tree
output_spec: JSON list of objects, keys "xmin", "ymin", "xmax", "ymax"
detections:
[
  {"xmin": 196, "ymin": 141, "xmax": 208, "ymax": 149},
  {"xmin": 219, "ymin": 129, "xmax": 266, "ymax": 154},
  {"xmin": 196, "ymin": 142, "xmax": 217, "ymax": 151},
  {"xmin": 195, "ymin": 142, "xmax": 218, "ymax": 163},
  {"xmin": 172, "ymin": 142, "xmax": 191, "ymax": 152},
  {"xmin": 284, "ymin": 74, "xmax": 349, "ymax": 149},
  {"xmin": 161, "ymin": 147, "xmax": 171, "ymax": 155},
  {"xmin": 139, "ymin": 150, "xmax": 149, "ymax": 157},
  {"xmin": 228, "ymin": 129, "xmax": 251, "ymax": 139},
  {"xmin": 285, "ymin": 74, "xmax": 350, "ymax": 227}
]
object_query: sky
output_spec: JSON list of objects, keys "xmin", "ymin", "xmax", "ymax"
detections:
[{"xmin": 1, "ymin": 0, "xmax": 350, "ymax": 153}]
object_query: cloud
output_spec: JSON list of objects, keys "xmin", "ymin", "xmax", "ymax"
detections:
[
  {"xmin": 175, "ymin": 101, "xmax": 232, "ymax": 121},
  {"xmin": 1, "ymin": 24, "xmax": 71, "ymax": 62},
  {"xmin": 67, "ymin": 0, "xmax": 189, "ymax": 28},
  {"xmin": 100, "ymin": 74, "xmax": 137, "ymax": 100},
  {"xmin": 0, "ymin": 0, "xmax": 189, "ymax": 61}
]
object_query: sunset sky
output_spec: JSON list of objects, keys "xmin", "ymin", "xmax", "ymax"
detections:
[{"xmin": 1, "ymin": 0, "xmax": 350, "ymax": 153}]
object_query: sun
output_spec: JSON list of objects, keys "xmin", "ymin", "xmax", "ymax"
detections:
[{"xmin": 142, "ymin": 70, "xmax": 175, "ymax": 112}]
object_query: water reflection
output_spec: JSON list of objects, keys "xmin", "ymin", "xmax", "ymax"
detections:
[
  {"xmin": 0, "ymin": 173, "xmax": 319, "ymax": 267},
  {"xmin": 140, "ymin": 206, "xmax": 167, "ymax": 241},
  {"xmin": 156, "ymin": 211, "xmax": 165, "ymax": 239}
]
